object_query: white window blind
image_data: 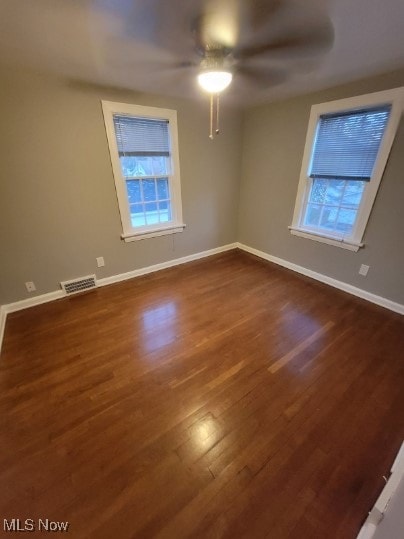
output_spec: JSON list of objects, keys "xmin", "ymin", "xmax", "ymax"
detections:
[
  {"xmin": 113, "ymin": 115, "xmax": 170, "ymax": 157},
  {"xmin": 309, "ymin": 105, "xmax": 391, "ymax": 181}
]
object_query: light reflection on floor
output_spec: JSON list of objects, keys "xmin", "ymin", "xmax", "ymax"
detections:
[
  {"xmin": 279, "ymin": 304, "xmax": 324, "ymax": 374},
  {"xmin": 188, "ymin": 413, "xmax": 222, "ymax": 452},
  {"xmin": 141, "ymin": 301, "xmax": 178, "ymax": 353}
]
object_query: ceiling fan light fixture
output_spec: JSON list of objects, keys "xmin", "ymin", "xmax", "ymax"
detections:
[{"xmin": 197, "ymin": 70, "xmax": 233, "ymax": 93}]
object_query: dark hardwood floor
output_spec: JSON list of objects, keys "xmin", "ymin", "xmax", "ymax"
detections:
[{"xmin": 1, "ymin": 249, "xmax": 403, "ymax": 538}]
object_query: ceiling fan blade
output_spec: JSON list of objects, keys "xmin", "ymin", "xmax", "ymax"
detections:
[
  {"xmin": 236, "ymin": 65, "xmax": 287, "ymax": 87},
  {"xmin": 143, "ymin": 60, "xmax": 197, "ymax": 72},
  {"xmin": 193, "ymin": 0, "xmax": 239, "ymax": 52},
  {"xmin": 98, "ymin": 0, "xmax": 285, "ymax": 58},
  {"xmin": 245, "ymin": 0, "xmax": 284, "ymax": 31},
  {"xmin": 235, "ymin": 19, "xmax": 334, "ymax": 60},
  {"xmin": 193, "ymin": 0, "xmax": 283, "ymax": 52},
  {"xmin": 98, "ymin": 0, "xmax": 205, "ymax": 56}
]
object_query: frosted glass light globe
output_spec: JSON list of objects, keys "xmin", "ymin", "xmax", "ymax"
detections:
[{"xmin": 197, "ymin": 71, "xmax": 233, "ymax": 93}]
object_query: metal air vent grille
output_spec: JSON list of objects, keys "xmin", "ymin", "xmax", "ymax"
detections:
[{"xmin": 60, "ymin": 275, "xmax": 97, "ymax": 295}]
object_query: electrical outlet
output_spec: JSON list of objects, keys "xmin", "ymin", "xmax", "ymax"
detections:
[
  {"xmin": 96, "ymin": 256, "xmax": 105, "ymax": 268},
  {"xmin": 25, "ymin": 281, "xmax": 36, "ymax": 292},
  {"xmin": 359, "ymin": 264, "xmax": 370, "ymax": 277}
]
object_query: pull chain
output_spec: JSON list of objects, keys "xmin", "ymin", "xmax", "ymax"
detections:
[
  {"xmin": 209, "ymin": 94, "xmax": 221, "ymax": 139},
  {"xmin": 209, "ymin": 94, "xmax": 214, "ymax": 140},
  {"xmin": 216, "ymin": 94, "xmax": 220, "ymax": 135}
]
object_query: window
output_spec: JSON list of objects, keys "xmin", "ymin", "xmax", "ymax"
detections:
[
  {"xmin": 290, "ymin": 88, "xmax": 403, "ymax": 251},
  {"xmin": 102, "ymin": 101, "xmax": 185, "ymax": 241}
]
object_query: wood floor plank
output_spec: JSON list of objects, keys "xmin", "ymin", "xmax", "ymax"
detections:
[
  {"xmin": 268, "ymin": 320, "xmax": 335, "ymax": 374},
  {"xmin": 0, "ymin": 249, "xmax": 403, "ymax": 538}
]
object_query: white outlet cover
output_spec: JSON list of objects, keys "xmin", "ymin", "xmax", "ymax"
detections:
[
  {"xmin": 96, "ymin": 257, "xmax": 105, "ymax": 268},
  {"xmin": 359, "ymin": 264, "xmax": 370, "ymax": 276},
  {"xmin": 25, "ymin": 281, "xmax": 36, "ymax": 292}
]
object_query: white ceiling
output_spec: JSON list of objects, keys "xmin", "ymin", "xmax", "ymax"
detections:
[{"xmin": 0, "ymin": 0, "xmax": 403, "ymax": 106}]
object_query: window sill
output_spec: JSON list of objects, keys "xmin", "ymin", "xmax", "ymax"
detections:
[
  {"xmin": 122, "ymin": 223, "xmax": 186, "ymax": 242},
  {"xmin": 288, "ymin": 226, "xmax": 363, "ymax": 252}
]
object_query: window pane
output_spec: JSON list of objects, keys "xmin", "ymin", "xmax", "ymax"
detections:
[
  {"xmin": 304, "ymin": 204, "xmax": 321, "ymax": 227},
  {"xmin": 142, "ymin": 179, "xmax": 157, "ymax": 202},
  {"xmin": 126, "ymin": 180, "xmax": 141, "ymax": 204},
  {"xmin": 130, "ymin": 203, "xmax": 143, "ymax": 214},
  {"xmin": 341, "ymin": 180, "xmax": 365, "ymax": 208},
  {"xmin": 319, "ymin": 206, "xmax": 338, "ymax": 230},
  {"xmin": 144, "ymin": 201, "xmax": 157, "ymax": 212},
  {"xmin": 130, "ymin": 204, "xmax": 146, "ymax": 227},
  {"xmin": 152, "ymin": 156, "xmax": 169, "ymax": 175},
  {"xmin": 127, "ymin": 178, "xmax": 173, "ymax": 228},
  {"xmin": 120, "ymin": 156, "xmax": 161, "ymax": 178},
  {"xmin": 145, "ymin": 202, "xmax": 159, "ymax": 225},
  {"xmin": 157, "ymin": 178, "xmax": 169, "ymax": 200},
  {"xmin": 136, "ymin": 157, "xmax": 153, "ymax": 176},
  {"xmin": 158, "ymin": 201, "xmax": 171, "ymax": 222},
  {"xmin": 119, "ymin": 156, "xmax": 133, "ymax": 177},
  {"xmin": 304, "ymin": 178, "xmax": 362, "ymax": 238},
  {"xmin": 324, "ymin": 179, "xmax": 344, "ymax": 205},
  {"xmin": 309, "ymin": 179, "xmax": 327, "ymax": 204},
  {"xmin": 335, "ymin": 208, "xmax": 357, "ymax": 234},
  {"xmin": 119, "ymin": 157, "xmax": 138, "ymax": 177}
]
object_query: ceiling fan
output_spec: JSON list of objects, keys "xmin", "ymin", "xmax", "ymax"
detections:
[{"xmin": 103, "ymin": 0, "xmax": 334, "ymax": 137}]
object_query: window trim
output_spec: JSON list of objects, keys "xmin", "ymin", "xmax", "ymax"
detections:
[
  {"xmin": 290, "ymin": 88, "xmax": 404, "ymax": 251},
  {"xmin": 102, "ymin": 100, "xmax": 185, "ymax": 242}
]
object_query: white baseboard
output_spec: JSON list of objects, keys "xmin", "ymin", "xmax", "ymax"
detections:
[
  {"xmin": 6, "ymin": 290, "xmax": 65, "ymax": 314},
  {"xmin": 0, "ymin": 243, "xmax": 237, "ymax": 356},
  {"xmin": 0, "ymin": 305, "xmax": 6, "ymax": 355},
  {"xmin": 97, "ymin": 243, "xmax": 238, "ymax": 287},
  {"xmin": 236, "ymin": 242, "xmax": 404, "ymax": 315}
]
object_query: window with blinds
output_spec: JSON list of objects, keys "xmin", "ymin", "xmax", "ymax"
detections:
[
  {"xmin": 303, "ymin": 105, "xmax": 392, "ymax": 239},
  {"xmin": 290, "ymin": 88, "xmax": 402, "ymax": 250},
  {"xmin": 112, "ymin": 115, "xmax": 173, "ymax": 228},
  {"xmin": 102, "ymin": 101, "xmax": 184, "ymax": 240}
]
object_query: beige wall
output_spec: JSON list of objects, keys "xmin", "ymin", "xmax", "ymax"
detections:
[
  {"xmin": 238, "ymin": 70, "xmax": 404, "ymax": 305},
  {"xmin": 1, "ymin": 67, "xmax": 404, "ymax": 307},
  {"xmin": 0, "ymin": 67, "xmax": 243, "ymax": 304}
]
